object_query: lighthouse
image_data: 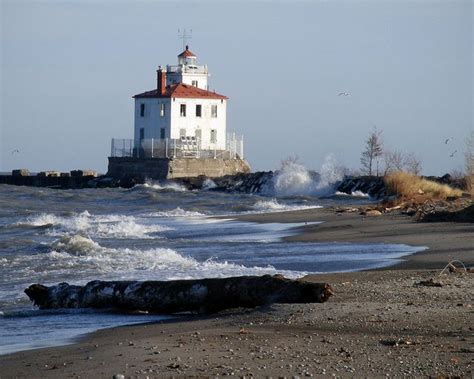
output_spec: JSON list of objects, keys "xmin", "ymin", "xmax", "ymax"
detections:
[
  {"xmin": 108, "ymin": 46, "xmax": 250, "ymax": 180},
  {"xmin": 133, "ymin": 45, "xmax": 228, "ymax": 151}
]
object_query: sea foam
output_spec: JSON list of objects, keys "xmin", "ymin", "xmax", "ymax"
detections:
[
  {"xmin": 21, "ymin": 211, "xmax": 170, "ymax": 239},
  {"xmin": 334, "ymin": 190, "xmax": 371, "ymax": 198},
  {"xmin": 147, "ymin": 207, "xmax": 206, "ymax": 218},
  {"xmin": 270, "ymin": 155, "xmax": 345, "ymax": 197},
  {"xmin": 21, "ymin": 235, "xmax": 304, "ymax": 281},
  {"xmin": 250, "ymin": 199, "xmax": 322, "ymax": 213},
  {"xmin": 135, "ymin": 181, "xmax": 187, "ymax": 192}
]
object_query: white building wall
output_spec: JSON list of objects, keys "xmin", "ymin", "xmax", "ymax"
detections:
[
  {"xmin": 134, "ymin": 98, "xmax": 172, "ymax": 144},
  {"xmin": 170, "ymin": 98, "xmax": 227, "ymax": 150}
]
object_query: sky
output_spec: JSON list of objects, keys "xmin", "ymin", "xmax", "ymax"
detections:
[{"xmin": 1, "ymin": 0, "xmax": 472, "ymax": 175}]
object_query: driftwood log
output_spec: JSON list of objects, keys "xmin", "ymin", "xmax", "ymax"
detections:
[{"xmin": 25, "ymin": 275, "xmax": 333, "ymax": 314}]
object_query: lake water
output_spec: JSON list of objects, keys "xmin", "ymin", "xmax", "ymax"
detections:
[{"xmin": 0, "ymin": 180, "xmax": 425, "ymax": 354}]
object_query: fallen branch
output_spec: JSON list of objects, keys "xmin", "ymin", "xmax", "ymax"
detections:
[
  {"xmin": 25, "ymin": 275, "xmax": 333, "ymax": 314},
  {"xmin": 439, "ymin": 260, "xmax": 468, "ymax": 276}
]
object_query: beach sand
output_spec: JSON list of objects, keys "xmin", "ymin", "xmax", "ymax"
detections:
[{"xmin": 1, "ymin": 208, "xmax": 473, "ymax": 378}]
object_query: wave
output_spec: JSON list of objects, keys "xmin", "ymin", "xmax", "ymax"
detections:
[
  {"xmin": 334, "ymin": 190, "xmax": 370, "ymax": 198},
  {"xmin": 250, "ymin": 199, "xmax": 322, "ymax": 213},
  {"xmin": 147, "ymin": 207, "xmax": 207, "ymax": 218},
  {"xmin": 135, "ymin": 181, "xmax": 187, "ymax": 192},
  {"xmin": 50, "ymin": 234, "xmax": 101, "ymax": 256},
  {"xmin": 268, "ymin": 155, "xmax": 345, "ymax": 197},
  {"xmin": 202, "ymin": 178, "xmax": 217, "ymax": 190},
  {"xmin": 12, "ymin": 235, "xmax": 303, "ymax": 281},
  {"xmin": 19, "ymin": 211, "xmax": 170, "ymax": 239}
]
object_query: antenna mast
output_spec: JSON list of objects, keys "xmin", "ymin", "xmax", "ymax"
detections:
[{"xmin": 177, "ymin": 28, "xmax": 193, "ymax": 50}]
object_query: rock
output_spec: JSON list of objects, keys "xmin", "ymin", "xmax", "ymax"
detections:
[
  {"xmin": 37, "ymin": 171, "xmax": 60, "ymax": 177},
  {"xmin": 70, "ymin": 170, "xmax": 97, "ymax": 177},
  {"xmin": 365, "ymin": 210, "xmax": 382, "ymax": 216},
  {"xmin": 12, "ymin": 169, "xmax": 29, "ymax": 176},
  {"xmin": 414, "ymin": 278, "xmax": 443, "ymax": 287},
  {"xmin": 336, "ymin": 176, "xmax": 386, "ymax": 199}
]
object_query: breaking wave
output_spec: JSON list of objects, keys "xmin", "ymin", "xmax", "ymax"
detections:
[
  {"xmin": 334, "ymin": 190, "xmax": 370, "ymax": 198},
  {"xmin": 147, "ymin": 207, "xmax": 207, "ymax": 218},
  {"xmin": 19, "ymin": 211, "xmax": 170, "ymax": 239},
  {"xmin": 250, "ymin": 199, "xmax": 322, "ymax": 213},
  {"xmin": 202, "ymin": 178, "xmax": 217, "ymax": 190},
  {"xmin": 270, "ymin": 155, "xmax": 345, "ymax": 197},
  {"xmin": 5, "ymin": 235, "xmax": 303, "ymax": 281},
  {"xmin": 136, "ymin": 181, "xmax": 187, "ymax": 192}
]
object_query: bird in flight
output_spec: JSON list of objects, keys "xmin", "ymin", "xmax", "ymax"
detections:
[
  {"xmin": 444, "ymin": 138, "xmax": 451, "ymax": 144},
  {"xmin": 11, "ymin": 149, "xmax": 20, "ymax": 155},
  {"xmin": 449, "ymin": 150, "xmax": 457, "ymax": 157},
  {"xmin": 338, "ymin": 92, "xmax": 350, "ymax": 96}
]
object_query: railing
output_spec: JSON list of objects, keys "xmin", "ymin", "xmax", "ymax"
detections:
[
  {"xmin": 166, "ymin": 64, "xmax": 208, "ymax": 74},
  {"xmin": 110, "ymin": 134, "xmax": 244, "ymax": 160},
  {"xmin": 110, "ymin": 139, "xmax": 133, "ymax": 157}
]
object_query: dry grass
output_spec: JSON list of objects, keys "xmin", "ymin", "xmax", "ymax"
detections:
[
  {"xmin": 466, "ymin": 175, "xmax": 474, "ymax": 196},
  {"xmin": 385, "ymin": 171, "xmax": 464, "ymax": 201}
]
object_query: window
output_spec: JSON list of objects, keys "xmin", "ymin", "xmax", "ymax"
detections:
[
  {"xmin": 196, "ymin": 104, "xmax": 202, "ymax": 117},
  {"xmin": 192, "ymin": 80, "xmax": 198, "ymax": 87},
  {"xmin": 139, "ymin": 128, "xmax": 145, "ymax": 140},
  {"xmin": 180, "ymin": 104, "xmax": 186, "ymax": 117},
  {"xmin": 160, "ymin": 103, "xmax": 165, "ymax": 117},
  {"xmin": 210, "ymin": 129, "xmax": 217, "ymax": 143},
  {"xmin": 195, "ymin": 128, "xmax": 202, "ymax": 142},
  {"xmin": 211, "ymin": 105, "xmax": 218, "ymax": 118},
  {"xmin": 140, "ymin": 104, "xmax": 145, "ymax": 117},
  {"xmin": 160, "ymin": 128, "xmax": 165, "ymax": 139}
]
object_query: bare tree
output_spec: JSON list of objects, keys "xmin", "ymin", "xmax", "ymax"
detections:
[
  {"xmin": 404, "ymin": 153, "xmax": 422, "ymax": 175},
  {"xmin": 465, "ymin": 130, "xmax": 474, "ymax": 176},
  {"xmin": 383, "ymin": 150, "xmax": 404, "ymax": 175},
  {"xmin": 360, "ymin": 127, "xmax": 383, "ymax": 176},
  {"xmin": 466, "ymin": 131, "xmax": 474, "ymax": 193}
]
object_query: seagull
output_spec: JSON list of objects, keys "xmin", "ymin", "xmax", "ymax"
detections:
[
  {"xmin": 338, "ymin": 92, "xmax": 350, "ymax": 97},
  {"xmin": 449, "ymin": 150, "xmax": 457, "ymax": 157},
  {"xmin": 11, "ymin": 149, "xmax": 20, "ymax": 155},
  {"xmin": 444, "ymin": 138, "xmax": 451, "ymax": 144}
]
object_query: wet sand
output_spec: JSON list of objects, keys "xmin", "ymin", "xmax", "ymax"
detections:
[
  {"xmin": 238, "ymin": 207, "xmax": 474, "ymax": 270},
  {"xmin": 1, "ymin": 207, "xmax": 473, "ymax": 378}
]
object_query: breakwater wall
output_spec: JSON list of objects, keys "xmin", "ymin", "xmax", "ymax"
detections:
[
  {"xmin": 0, "ymin": 171, "xmax": 388, "ymax": 197},
  {"xmin": 179, "ymin": 173, "xmax": 387, "ymax": 198},
  {"xmin": 1, "ymin": 170, "xmax": 465, "ymax": 199},
  {"xmin": 0, "ymin": 174, "xmax": 120, "ymax": 189}
]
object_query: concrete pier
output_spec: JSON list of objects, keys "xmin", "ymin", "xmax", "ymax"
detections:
[{"xmin": 107, "ymin": 157, "xmax": 251, "ymax": 180}]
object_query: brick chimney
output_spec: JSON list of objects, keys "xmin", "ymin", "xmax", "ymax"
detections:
[{"xmin": 157, "ymin": 66, "xmax": 166, "ymax": 95}]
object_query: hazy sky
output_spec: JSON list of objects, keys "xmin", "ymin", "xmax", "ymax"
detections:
[{"xmin": 1, "ymin": 0, "xmax": 472, "ymax": 175}]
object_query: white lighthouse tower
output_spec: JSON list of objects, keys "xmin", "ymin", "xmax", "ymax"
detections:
[{"xmin": 133, "ymin": 45, "xmax": 228, "ymax": 152}]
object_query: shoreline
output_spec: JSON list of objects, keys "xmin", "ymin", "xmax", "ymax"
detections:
[
  {"xmin": 234, "ymin": 206, "xmax": 474, "ymax": 270},
  {"xmin": 1, "ymin": 207, "xmax": 473, "ymax": 377}
]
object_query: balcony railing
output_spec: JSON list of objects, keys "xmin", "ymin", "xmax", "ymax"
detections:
[
  {"xmin": 166, "ymin": 64, "xmax": 208, "ymax": 74},
  {"xmin": 111, "ymin": 134, "xmax": 244, "ymax": 160}
]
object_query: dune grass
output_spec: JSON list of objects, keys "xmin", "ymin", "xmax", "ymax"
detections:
[
  {"xmin": 467, "ymin": 175, "xmax": 474, "ymax": 196},
  {"xmin": 385, "ymin": 172, "xmax": 463, "ymax": 201}
]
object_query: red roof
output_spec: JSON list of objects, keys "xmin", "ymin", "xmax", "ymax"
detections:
[
  {"xmin": 178, "ymin": 45, "xmax": 197, "ymax": 58},
  {"xmin": 133, "ymin": 83, "xmax": 228, "ymax": 100}
]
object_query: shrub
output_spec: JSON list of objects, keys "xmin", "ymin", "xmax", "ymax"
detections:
[{"xmin": 385, "ymin": 171, "xmax": 463, "ymax": 201}]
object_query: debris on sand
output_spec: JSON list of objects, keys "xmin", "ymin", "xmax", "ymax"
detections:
[{"xmin": 414, "ymin": 278, "xmax": 443, "ymax": 287}]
